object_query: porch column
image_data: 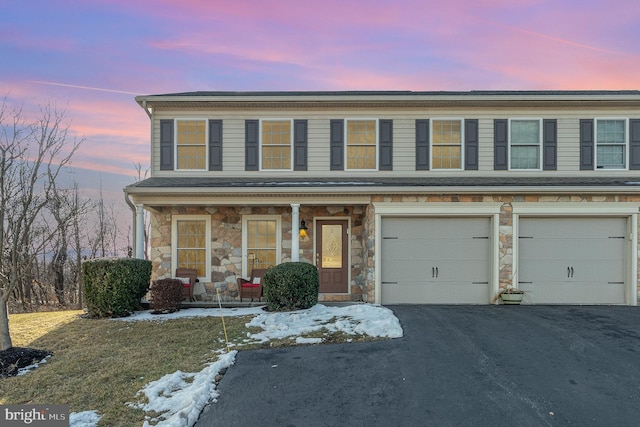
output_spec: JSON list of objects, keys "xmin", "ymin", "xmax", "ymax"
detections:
[
  {"xmin": 135, "ymin": 204, "xmax": 145, "ymax": 259},
  {"xmin": 291, "ymin": 203, "xmax": 300, "ymax": 262}
]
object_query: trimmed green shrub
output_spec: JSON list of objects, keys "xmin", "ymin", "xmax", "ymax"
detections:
[
  {"xmin": 82, "ymin": 257, "xmax": 152, "ymax": 318},
  {"xmin": 149, "ymin": 279, "xmax": 183, "ymax": 313},
  {"xmin": 262, "ymin": 262, "xmax": 319, "ymax": 312}
]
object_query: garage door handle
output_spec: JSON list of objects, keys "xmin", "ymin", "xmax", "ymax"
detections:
[
  {"xmin": 571, "ymin": 267, "xmax": 574, "ymax": 278},
  {"xmin": 432, "ymin": 267, "xmax": 435, "ymax": 278},
  {"xmin": 435, "ymin": 267, "xmax": 439, "ymax": 278},
  {"xmin": 567, "ymin": 267, "xmax": 570, "ymax": 278}
]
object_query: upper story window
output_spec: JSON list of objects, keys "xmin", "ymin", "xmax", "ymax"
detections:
[
  {"xmin": 176, "ymin": 119, "xmax": 207, "ymax": 170},
  {"xmin": 510, "ymin": 119, "xmax": 541, "ymax": 170},
  {"xmin": 346, "ymin": 119, "xmax": 377, "ymax": 170},
  {"xmin": 432, "ymin": 119, "xmax": 463, "ymax": 169},
  {"xmin": 261, "ymin": 119, "xmax": 292, "ymax": 170},
  {"xmin": 596, "ymin": 119, "xmax": 627, "ymax": 169}
]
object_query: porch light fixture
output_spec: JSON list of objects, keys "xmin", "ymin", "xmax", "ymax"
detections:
[{"xmin": 299, "ymin": 220, "xmax": 308, "ymax": 239}]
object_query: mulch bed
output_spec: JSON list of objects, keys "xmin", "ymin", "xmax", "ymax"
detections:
[{"xmin": 0, "ymin": 347, "xmax": 52, "ymax": 378}]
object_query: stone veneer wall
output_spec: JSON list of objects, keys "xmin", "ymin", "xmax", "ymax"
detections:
[
  {"xmin": 149, "ymin": 205, "xmax": 367, "ymax": 302},
  {"xmin": 367, "ymin": 194, "xmax": 640, "ymax": 303}
]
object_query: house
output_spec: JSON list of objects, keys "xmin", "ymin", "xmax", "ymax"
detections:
[{"xmin": 124, "ymin": 91, "xmax": 640, "ymax": 305}]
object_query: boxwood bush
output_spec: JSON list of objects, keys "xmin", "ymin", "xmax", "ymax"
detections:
[
  {"xmin": 262, "ymin": 262, "xmax": 319, "ymax": 311},
  {"xmin": 82, "ymin": 257, "xmax": 152, "ymax": 318},
  {"xmin": 149, "ymin": 279, "xmax": 184, "ymax": 313}
]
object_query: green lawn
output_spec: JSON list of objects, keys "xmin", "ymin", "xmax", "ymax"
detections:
[{"xmin": 1, "ymin": 309, "xmax": 373, "ymax": 426}]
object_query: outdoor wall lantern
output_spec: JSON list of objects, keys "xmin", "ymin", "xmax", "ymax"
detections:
[{"xmin": 299, "ymin": 220, "xmax": 309, "ymax": 239}]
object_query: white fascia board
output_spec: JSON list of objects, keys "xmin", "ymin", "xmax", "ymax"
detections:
[
  {"xmin": 125, "ymin": 185, "xmax": 640, "ymax": 197},
  {"xmin": 373, "ymin": 202, "xmax": 503, "ymax": 215},
  {"xmin": 128, "ymin": 194, "xmax": 372, "ymax": 206},
  {"xmin": 512, "ymin": 202, "xmax": 640, "ymax": 215}
]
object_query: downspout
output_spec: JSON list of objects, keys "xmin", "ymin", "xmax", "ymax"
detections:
[{"xmin": 124, "ymin": 191, "xmax": 137, "ymax": 257}]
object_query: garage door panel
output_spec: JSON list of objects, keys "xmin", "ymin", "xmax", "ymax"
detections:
[
  {"xmin": 382, "ymin": 282, "xmax": 490, "ymax": 305},
  {"xmin": 520, "ymin": 217, "xmax": 626, "ymax": 238},
  {"xmin": 381, "ymin": 217, "xmax": 491, "ymax": 304},
  {"xmin": 520, "ymin": 283, "xmax": 626, "ymax": 305},
  {"xmin": 518, "ymin": 217, "xmax": 627, "ymax": 305}
]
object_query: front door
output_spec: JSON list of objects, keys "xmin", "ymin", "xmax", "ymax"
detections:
[{"xmin": 316, "ymin": 220, "xmax": 349, "ymax": 293}]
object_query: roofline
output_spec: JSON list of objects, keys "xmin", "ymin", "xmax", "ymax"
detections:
[
  {"xmin": 124, "ymin": 185, "xmax": 640, "ymax": 198},
  {"xmin": 135, "ymin": 90, "xmax": 640, "ymax": 108}
]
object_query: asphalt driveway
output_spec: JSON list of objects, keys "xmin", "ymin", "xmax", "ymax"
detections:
[{"xmin": 196, "ymin": 306, "xmax": 640, "ymax": 426}]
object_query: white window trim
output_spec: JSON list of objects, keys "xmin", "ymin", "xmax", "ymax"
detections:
[
  {"xmin": 344, "ymin": 118, "xmax": 379, "ymax": 171},
  {"xmin": 430, "ymin": 117, "xmax": 465, "ymax": 171},
  {"xmin": 171, "ymin": 215, "xmax": 211, "ymax": 282},
  {"xmin": 259, "ymin": 118, "xmax": 294, "ymax": 171},
  {"xmin": 174, "ymin": 118, "xmax": 209, "ymax": 171},
  {"xmin": 241, "ymin": 215, "xmax": 282, "ymax": 277},
  {"xmin": 594, "ymin": 117, "xmax": 629, "ymax": 170},
  {"xmin": 508, "ymin": 118, "xmax": 543, "ymax": 171}
]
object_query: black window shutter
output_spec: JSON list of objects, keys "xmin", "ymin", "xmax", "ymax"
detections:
[
  {"xmin": 629, "ymin": 119, "xmax": 640, "ymax": 170},
  {"xmin": 160, "ymin": 119, "xmax": 174, "ymax": 170},
  {"xmin": 542, "ymin": 119, "xmax": 557, "ymax": 171},
  {"xmin": 415, "ymin": 119, "xmax": 430, "ymax": 170},
  {"xmin": 208, "ymin": 120, "xmax": 223, "ymax": 171},
  {"xmin": 379, "ymin": 119, "xmax": 393, "ymax": 170},
  {"xmin": 330, "ymin": 119, "xmax": 344, "ymax": 170},
  {"xmin": 494, "ymin": 119, "xmax": 508, "ymax": 170},
  {"xmin": 465, "ymin": 119, "xmax": 478, "ymax": 170},
  {"xmin": 245, "ymin": 120, "xmax": 259, "ymax": 171},
  {"xmin": 580, "ymin": 119, "xmax": 594, "ymax": 170},
  {"xmin": 293, "ymin": 120, "xmax": 308, "ymax": 171}
]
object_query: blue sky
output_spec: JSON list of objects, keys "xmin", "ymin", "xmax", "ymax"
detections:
[{"xmin": 1, "ymin": 0, "xmax": 639, "ymax": 200}]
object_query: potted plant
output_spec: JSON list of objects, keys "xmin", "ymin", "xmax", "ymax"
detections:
[{"xmin": 491, "ymin": 287, "xmax": 525, "ymax": 305}]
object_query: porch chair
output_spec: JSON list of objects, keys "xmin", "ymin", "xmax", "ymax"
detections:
[
  {"xmin": 175, "ymin": 268, "xmax": 197, "ymax": 302},
  {"xmin": 237, "ymin": 268, "xmax": 267, "ymax": 302}
]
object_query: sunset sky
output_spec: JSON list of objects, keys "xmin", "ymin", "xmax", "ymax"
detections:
[{"xmin": 2, "ymin": 0, "xmax": 639, "ymax": 201}]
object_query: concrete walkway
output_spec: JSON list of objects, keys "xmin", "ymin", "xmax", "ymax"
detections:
[{"xmin": 196, "ymin": 305, "xmax": 640, "ymax": 426}]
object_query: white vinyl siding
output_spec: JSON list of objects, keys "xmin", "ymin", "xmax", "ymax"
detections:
[{"xmin": 150, "ymin": 109, "xmax": 639, "ymax": 176}]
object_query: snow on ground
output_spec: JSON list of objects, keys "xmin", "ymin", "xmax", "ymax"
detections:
[
  {"xmin": 117, "ymin": 306, "xmax": 266, "ymax": 322},
  {"xmin": 70, "ymin": 303, "xmax": 403, "ymax": 427},
  {"xmin": 16, "ymin": 354, "xmax": 51, "ymax": 376},
  {"xmin": 69, "ymin": 410, "xmax": 102, "ymax": 427},
  {"xmin": 245, "ymin": 303, "xmax": 403, "ymax": 342},
  {"xmin": 130, "ymin": 351, "xmax": 237, "ymax": 427}
]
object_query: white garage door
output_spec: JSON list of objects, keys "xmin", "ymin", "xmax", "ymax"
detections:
[
  {"xmin": 381, "ymin": 217, "xmax": 491, "ymax": 304},
  {"xmin": 518, "ymin": 217, "xmax": 627, "ymax": 304}
]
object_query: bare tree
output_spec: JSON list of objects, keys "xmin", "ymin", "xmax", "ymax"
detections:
[
  {"xmin": 87, "ymin": 183, "xmax": 122, "ymax": 259},
  {"xmin": 0, "ymin": 97, "xmax": 82, "ymax": 351}
]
